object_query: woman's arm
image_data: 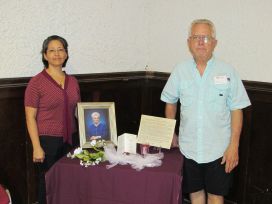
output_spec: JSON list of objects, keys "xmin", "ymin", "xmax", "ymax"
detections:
[{"xmin": 25, "ymin": 106, "xmax": 45, "ymax": 162}]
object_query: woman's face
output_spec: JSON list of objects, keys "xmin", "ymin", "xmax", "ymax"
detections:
[{"xmin": 44, "ymin": 40, "xmax": 67, "ymax": 68}]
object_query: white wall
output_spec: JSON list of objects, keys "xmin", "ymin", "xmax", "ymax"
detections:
[
  {"xmin": 147, "ymin": 0, "xmax": 272, "ymax": 82},
  {"xmin": 0, "ymin": 0, "xmax": 149, "ymax": 78},
  {"xmin": 0, "ymin": 0, "xmax": 271, "ymax": 82}
]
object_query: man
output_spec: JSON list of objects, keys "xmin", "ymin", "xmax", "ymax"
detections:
[
  {"xmin": 161, "ymin": 19, "xmax": 251, "ymax": 204},
  {"xmin": 88, "ymin": 112, "xmax": 108, "ymax": 140}
]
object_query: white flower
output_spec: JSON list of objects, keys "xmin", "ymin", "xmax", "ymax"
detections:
[
  {"xmin": 90, "ymin": 140, "xmax": 97, "ymax": 146},
  {"xmin": 74, "ymin": 147, "xmax": 83, "ymax": 155}
]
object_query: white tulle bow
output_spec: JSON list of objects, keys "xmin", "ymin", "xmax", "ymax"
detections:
[{"xmin": 104, "ymin": 143, "xmax": 164, "ymax": 171}]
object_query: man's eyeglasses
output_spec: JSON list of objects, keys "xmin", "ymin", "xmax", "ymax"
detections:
[{"xmin": 190, "ymin": 35, "xmax": 214, "ymax": 44}]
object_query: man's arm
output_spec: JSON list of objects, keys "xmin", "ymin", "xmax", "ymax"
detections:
[
  {"xmin": 165, "ymin": 103, "xmax": 179, "ymax": 147},
  {"xmin": 221, "ymin": 109, "xmax": 243, "ymax": 173},
  {"xmin": 165, "ymin": 103, "xmax": 177, "ymax": 119}
]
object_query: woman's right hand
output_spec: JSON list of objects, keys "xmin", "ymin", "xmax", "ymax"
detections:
[{"xmin": 33, "ymin": 146, "xmax": 45, "ymax": 163}]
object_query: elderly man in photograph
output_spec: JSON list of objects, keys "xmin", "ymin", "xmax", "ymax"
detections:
[{"xmin": 161, "ymin": 19, "xmax": 251, "ymax": 204}]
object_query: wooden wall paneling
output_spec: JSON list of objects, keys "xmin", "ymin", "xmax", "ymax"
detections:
[
  {"xmin": 143, "ymin": 75, "xmax": 167, "ymax": 117},
  {"xmin": 144, "ymin": 74, "xmax": 181, "ymax": 135},
  {"xmin": 0, "ymin": 84, "xmax": 28, "ymax": 204},
  {"xmin": 243, "ymin": 82, "xmax": 272, "ymax": 204},
  {"xmin": 26, "ymin": 136, "xmax": 39, "ymax": 204},
  {"xmin": 78, "ymin": 76, "xmax": 144, "ymax": 136}
]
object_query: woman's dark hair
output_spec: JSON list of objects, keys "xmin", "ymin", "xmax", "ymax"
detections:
[{"xmin": 41, "ymin": 35, "xmax": 69, "ymax": 68}]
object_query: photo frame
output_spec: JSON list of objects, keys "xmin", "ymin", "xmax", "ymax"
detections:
[{"xmin": 77, "ymin": 102, "xmax": 117, "ymax": 148}]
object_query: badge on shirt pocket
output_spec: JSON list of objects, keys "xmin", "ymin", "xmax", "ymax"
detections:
[{"xmin": 214, "ymin": 75, "xmax": 228, "ymax": 85}]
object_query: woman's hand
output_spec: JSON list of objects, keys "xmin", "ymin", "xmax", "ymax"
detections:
[{"xmin": 33, "ymin": 146, "xmax": 45, "ymax": 163}]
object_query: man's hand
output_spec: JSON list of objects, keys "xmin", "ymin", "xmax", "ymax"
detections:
[
  {"xmin": 221, "ymin": 144, "xmax": 239, "ymax": 173},
  {"xmin": 171, "ymin": 133, "xmax": 179, "ymax": 148}
]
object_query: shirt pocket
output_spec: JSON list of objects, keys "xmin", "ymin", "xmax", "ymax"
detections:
[
  {"xmin": 179, "ymin": 80, "xmax": 194, "ymax": 107},
  {"xmin": 207, "ymin": 83, "xmax": 230, "ymax": 112}
]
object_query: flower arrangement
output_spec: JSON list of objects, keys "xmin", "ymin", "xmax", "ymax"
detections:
[{"xmin": 67, "ymin": 140, "xmax": 106, "ymax": 167}]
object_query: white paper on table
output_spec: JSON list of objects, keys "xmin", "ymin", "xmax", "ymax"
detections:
[
  {"xmin": 137, "ymin": 115, "xmax": 176, "ymax": 149},
  {"xmin": 117, "ymin": 133, "xmax": 137, "ymax": 154}
]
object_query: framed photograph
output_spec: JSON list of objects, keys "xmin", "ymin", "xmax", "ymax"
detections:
[{"xmin": 77, "ymin": 102, "xmax": 117, "ymax": 148}]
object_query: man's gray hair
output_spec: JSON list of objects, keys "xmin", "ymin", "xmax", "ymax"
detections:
[{"xmin": 188, "ymin": 19, "xmax": 216, "ymax": 39}]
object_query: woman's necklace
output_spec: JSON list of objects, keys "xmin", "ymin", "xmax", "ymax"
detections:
[
  {"xmin": 56, "ymin": 76, "xmax": 65, "ymax": 88},
  {"xmin": 46, "ymin": 68, "xmax": 65, "ymax": 88}
]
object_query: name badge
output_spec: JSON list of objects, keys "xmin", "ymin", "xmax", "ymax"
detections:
[{"xmin": 214, "ymin": 75, "xmax": 227, "ymax": 84}]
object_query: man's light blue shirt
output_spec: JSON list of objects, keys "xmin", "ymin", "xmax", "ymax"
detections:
[{"xmin": 161, "ymin": 57, "xmax": 251, "ymax": 163}]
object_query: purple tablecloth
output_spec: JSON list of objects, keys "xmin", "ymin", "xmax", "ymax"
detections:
[{"xmin": 46, "ymin": 148, "xmax": 183, "ymax": 204}]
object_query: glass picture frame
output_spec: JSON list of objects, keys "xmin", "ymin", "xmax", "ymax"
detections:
[{"xmin": 77, "ymin": 102, "xmax": 117, "ymax": 148}]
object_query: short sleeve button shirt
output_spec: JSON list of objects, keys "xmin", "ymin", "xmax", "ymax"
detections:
[
  {"xmin": 25, "ymin": 70, "xmax": 81, "ymax": 143},
  {"xmin": 161, "ymin": 57, "xmax": 251, "ymax": 163}
]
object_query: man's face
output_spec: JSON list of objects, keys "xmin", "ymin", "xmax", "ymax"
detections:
[
  {"xmin": 187, "ymin": 23, "xmax": 217, "ymax": 63},
  {"xmin": 92, "ymin": 115, "xmax": 100, "ymax": 125}
]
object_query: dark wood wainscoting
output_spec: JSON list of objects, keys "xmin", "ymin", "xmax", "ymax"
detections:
[
  {"xmin": 242, "ymin": 81, "xmax": 272, "ymax": 204},
  {"xmin": 0, "ymin": 72, "xmax": 271, "ymax": 204}
]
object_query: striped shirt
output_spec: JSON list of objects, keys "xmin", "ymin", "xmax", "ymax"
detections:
[{"xmin": 24, "ymin": 69, "xmax": 81, "ymax": 144}]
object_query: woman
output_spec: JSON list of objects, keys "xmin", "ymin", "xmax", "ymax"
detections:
[{"xmin": 24, "ymin": 35, "xmax": 81, "ymax": 204}]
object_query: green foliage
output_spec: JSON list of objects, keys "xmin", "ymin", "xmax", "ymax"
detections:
[{"xmin": 75, "ymin": 149, "xmax": 104, "ymax": 162}]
